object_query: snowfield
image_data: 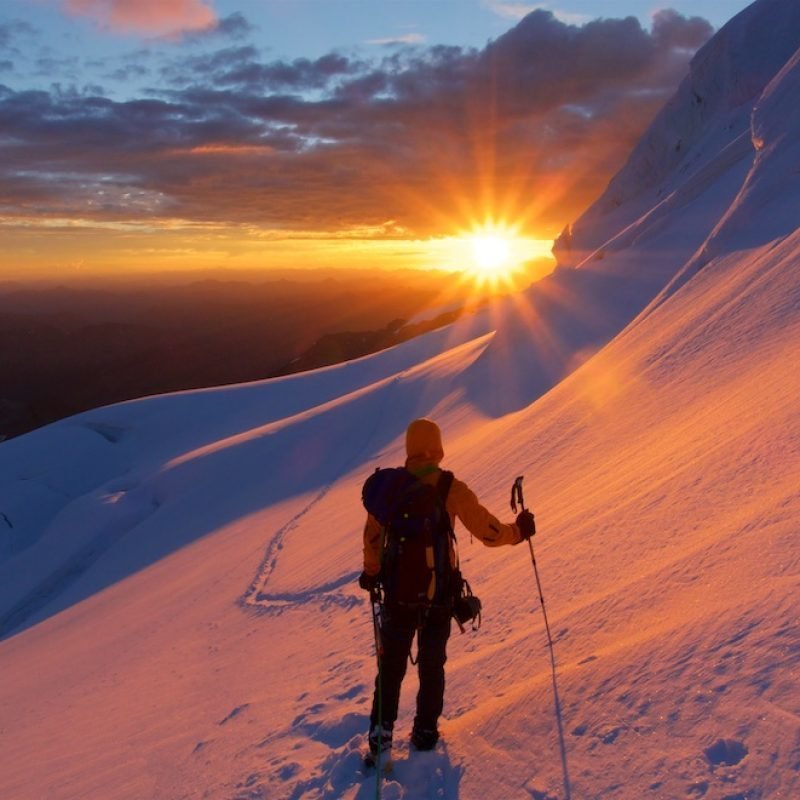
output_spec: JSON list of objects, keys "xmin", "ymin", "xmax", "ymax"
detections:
[{"xmin": 1, "ymin": 1, "xmax": 799, "ymax": 798}]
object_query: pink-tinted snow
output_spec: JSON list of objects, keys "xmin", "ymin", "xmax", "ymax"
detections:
[{"xmin": 1, "ymin": 1, "xmax": 799, "ymax": 798}]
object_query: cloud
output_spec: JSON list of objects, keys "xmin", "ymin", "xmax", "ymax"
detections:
[
  {"xmin": 0, "ymin": 9, "xmax": 715, "ymax": 239},
  {"xmin": 208, "ymin": 12, "xmax": 253, "ymax": 39},
  {"xmin": 35, "ymin": 55, "xmax": 80, "ymax": 78},
  {"xmin": 488, "ymin": 2, "xmax": 591, "ymax": 26},
  {"xmin": 366, "ymin": 33, "xmax": 427, "ymax": 46},
  {"xmin": 651, "ymin": 9, "xmax": 713, "ymax": 49},
  {"xmin": 0, "ymin": 19, "xmax": 37, "ymax": 55},
  {"xmin": 63, "ymin": 0, "xmax": 217, "ymax": 37},
  {"xmin": 489, "ymin": 2, "xmax": 539, "ymax": 19},
  {"xmin": 161, "ymin": 48, "xmax": 361, "ymax": 91},
  {"xmin": 104, "ymin": 61, "xmax": 150, "ymax": 82},
  {"xmin": 184, "ymin": 12, "xmax": 255, "ymax": 43}
]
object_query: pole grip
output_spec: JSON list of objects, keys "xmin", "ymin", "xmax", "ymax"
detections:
[{"xmin": 511, "ymin": 475, "xmax": 526, "ymax": 513}]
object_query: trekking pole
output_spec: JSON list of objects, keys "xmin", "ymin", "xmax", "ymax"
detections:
[
  {"xmin": 511, "ymin": 477, "xmax": 556, "ymax": 653},
  {"xmin": 369, "ymin": 585, "xmax": 384, "ymax": 799},
  {"xmin": 512, "ymin": 476, "xmax": 572, "ymax": 800}
]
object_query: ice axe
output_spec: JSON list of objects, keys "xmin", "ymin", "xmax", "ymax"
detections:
[{"xmin": 511, "ymin": 476, "xmax": 572, "ymax": 799}]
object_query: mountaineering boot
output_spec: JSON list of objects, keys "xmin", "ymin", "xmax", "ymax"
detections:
[
  {"xmin": 368, "ymin": 722, "xmax": 393, "ymax": 758},
  {"xmin": 410, "ymin": 724, "xmax": 439, "ymax": 751},
  {"xmin": 363, "ymin": 722, "xmax": 394, "ymax": 773}
]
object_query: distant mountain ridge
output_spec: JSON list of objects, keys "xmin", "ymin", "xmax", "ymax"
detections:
[{"xmin": 0, "ymin": 269, "xmax": 482, "ymax": 439}]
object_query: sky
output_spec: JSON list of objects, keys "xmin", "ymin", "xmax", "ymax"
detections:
[{"xmin": 0, "ymin": 0, "xmax": 753, "ymax": 279}]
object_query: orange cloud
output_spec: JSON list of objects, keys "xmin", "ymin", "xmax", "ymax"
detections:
[
  {"xmin": 1, "ymin": 9, "xmax": 716, "ymax": 245},
  {"xmin": 64, "ymin": 0, "xmax": 217, "ymax": 36},
  {"xmin": 182, "ymin": 143, "xmax": 276, "ymax": 156}
]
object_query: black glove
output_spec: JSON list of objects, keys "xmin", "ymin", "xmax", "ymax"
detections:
[
  {"xmin": 516, "ymin": 510, "xmax": 536, "ymax": 541},
  {"xmin": 358, "ymin": 570, "xmax": 379, "ymax": 591}
]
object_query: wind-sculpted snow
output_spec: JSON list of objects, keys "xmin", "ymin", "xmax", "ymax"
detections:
[
  {"xmin": 554, "ymin": 0, "xmax": 800, "ymax": 270},
  {"xmin": 1, "ymin": 2, "xmax": 800, "ymax": 799},
  {"xmin": 710, "ymin": 44, "xmax": 800, "ymax": 250},
  {"xmin": 482, "ymin": 1, "xmax": 800, "ymax": 421},
  {"xmin": 642, "ymin": 44, "xmax": 800, "ymax": 318},
  {"xmin": 0, "ymin": 320, "xmax": 494, "ymax": 638}
]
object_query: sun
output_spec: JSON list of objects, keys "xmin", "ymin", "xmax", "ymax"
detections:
[
  {"xmin": 425, "ymin": 223, "xmax": 554, "ymax": 290},
  {"xmin": 463, "ymin": 224, "xmax": 522, "ymax": 287},
  {"xmin": 471, "ymin": 235, "xmax": 510, "ymax": 274}
]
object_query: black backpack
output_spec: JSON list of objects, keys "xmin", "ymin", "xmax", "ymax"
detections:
[{"xmin": 362, "ymin": 467, "xmax": 457, "ymax": 608}]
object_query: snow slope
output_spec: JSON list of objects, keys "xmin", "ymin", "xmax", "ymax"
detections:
[
  {"xmin": 552, "ymin": 0, "xmax": 800, "ymax": 270},
  {"xmin": 1, "ymin": 1, "xmax": 799, "ymax": 799}
]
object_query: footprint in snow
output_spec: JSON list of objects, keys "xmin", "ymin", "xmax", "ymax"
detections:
[
  {"xmin": 704, "ymin": 738, "xmax": 748, "ymax": 766},
  {"xmin": 219, "ymin": 703, "xmax": 250, "ymax": 725}
]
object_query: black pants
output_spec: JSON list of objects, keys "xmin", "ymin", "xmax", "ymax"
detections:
[{"xmin": 370, "ymin": 604, "xmax": 452, "ymax": 731}]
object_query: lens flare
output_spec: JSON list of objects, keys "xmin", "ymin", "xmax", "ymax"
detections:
[
  {"xmin": 461, "ymin": 223, "xmax": 531, "ymax": 288},
  {"xmin": 471, "ymin": 235, "xmax": 510, "ymax": 273}
]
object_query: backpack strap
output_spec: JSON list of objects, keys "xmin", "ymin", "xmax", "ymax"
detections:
[
  {"xmin": 436, "ymin": 470, "xmax": 458, "ymax": 569},
  {"xmin": 436, "ymin": 469, "xmax": 454, "ymax": 503}
]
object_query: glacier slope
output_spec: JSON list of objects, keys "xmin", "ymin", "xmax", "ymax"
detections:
[
  {"xmin": 0, "ymin": 221, "xmax": 798, "ymax": 800},
  {"xmin": 1, "ymin": 1, "xmax": 800, "ymax": 798}
]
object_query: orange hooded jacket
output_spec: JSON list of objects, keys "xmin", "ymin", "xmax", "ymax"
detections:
[{"xmin": 362, "ymin": 418, "xmax": 523, "ymax": 577}]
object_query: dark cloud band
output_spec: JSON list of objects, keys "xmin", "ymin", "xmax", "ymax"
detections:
[{"xmin": 0, "ymin": 9, "xmax": 713, "ymax": 237}]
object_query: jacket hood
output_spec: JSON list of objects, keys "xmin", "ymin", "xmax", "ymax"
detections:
[{"xmin": 405, "ymin": 418, "xmax": 444, "ymax": 465}]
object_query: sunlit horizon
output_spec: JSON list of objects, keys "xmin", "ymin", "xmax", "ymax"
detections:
[
  {"xmin": 0, "ymin": 0, "xmax": 738, "ymax": 284},
  {"xmin": 0, "ymin": 213, "xmax": 555, "ymax": 283}
]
